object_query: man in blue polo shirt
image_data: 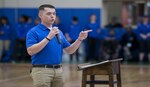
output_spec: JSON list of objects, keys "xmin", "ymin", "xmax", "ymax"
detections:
[
  {"xmin": 137, "ymin": 16, "xmax": 150, "ymax": 62},
  {"xmin": 13, "ymin": 15, "xmax": 30, "ymax": 62},
  {"xmin": 65, "ymin": 16, "xmax": 82, "ymax": 62},
  {"xmin": 85, "ymin": 14, "xmax": 100, "ymax": 62},
  {"xmin": 0, "ymin": 16, "xmax": 11, "ymax": 62},
  {"xmin": 26, "ymin": 4, "xmax": 92, "ymax": 87}
]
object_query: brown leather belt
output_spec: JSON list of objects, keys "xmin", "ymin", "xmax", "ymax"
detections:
[{"xmin": 32, "ymin": 64, "xmax": 62, "ymax": 69}]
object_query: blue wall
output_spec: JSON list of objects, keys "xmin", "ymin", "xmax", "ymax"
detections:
[
  {"xmin": 56, "ymin": 8, "xmax": 101, "ymax": 30},
  {"xmin": 0, "ymin": 8, "xmax": 101, "ymax": 30}
]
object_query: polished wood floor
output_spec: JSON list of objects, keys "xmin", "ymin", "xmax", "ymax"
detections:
[{"xmin": 0, "ymin": 63, "xmax": 150, "ymax": 87}]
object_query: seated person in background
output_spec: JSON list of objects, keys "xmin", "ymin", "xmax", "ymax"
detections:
[
  {"xmin": 120, "ymin": 26, "xmax": 139, "ymax": 61},
  {"xmin": 101, "ymin": 28, "xmax": 119, "ymax": 60}
]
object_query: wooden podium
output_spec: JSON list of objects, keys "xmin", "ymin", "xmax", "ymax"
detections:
[{"xmin": 78, "ymin": 58, "xmax": 122, "ymax": 87}]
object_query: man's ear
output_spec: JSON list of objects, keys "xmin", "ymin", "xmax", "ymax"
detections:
[{"xmin": 38, "ymin": 11, "xmax": 42, "ymax": 18}]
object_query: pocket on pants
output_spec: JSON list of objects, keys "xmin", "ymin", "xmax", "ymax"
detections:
[
  {"xmin": 31, "ymin": 68, "xmax": 53, "ymax": 87},
  {"xmin": 31, "ymin": 68, "xmax": 45, "ymax": 86}
]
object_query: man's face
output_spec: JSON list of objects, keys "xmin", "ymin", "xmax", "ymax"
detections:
[
  {"xmin": 19, "ymin": 17, "xmax": 26, "ymax": 23},
  {"xmin": 90, "ymin": 15, "xmax": 96, "ymax": 22},
  {"xmin": 1, "ymin": 19, "xmax": 7, "ymax": 24},
  {"xmin": 39, "ymin": 7, "xmax": 56, "ymax": 25}
]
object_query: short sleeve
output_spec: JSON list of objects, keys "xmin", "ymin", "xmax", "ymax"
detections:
[
  {"xmin": 60, "ymin": 32, "xmax": 70, "ymax": 48},
  {"xmin": 26, "ymin": 30, "xmax": 38, "ymax": 48}
]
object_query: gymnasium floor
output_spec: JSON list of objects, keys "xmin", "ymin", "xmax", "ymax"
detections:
[{"xmin": 0, "ymin": 62, "xmax": 150, "ymax": 87}]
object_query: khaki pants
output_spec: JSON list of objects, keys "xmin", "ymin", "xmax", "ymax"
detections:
[
  {"xmin": 31, "ymin": 67, "xmax": 64, "ymax": 87},
  {"xmin": 0, "ymin": 40, "xmax": 10, "ymax": 60}
]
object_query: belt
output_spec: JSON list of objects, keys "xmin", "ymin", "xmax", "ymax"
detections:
[{"xmin": 32, "ymin": 64, "xmax": 62, "ymax": 69}]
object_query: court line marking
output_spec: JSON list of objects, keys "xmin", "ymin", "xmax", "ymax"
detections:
[{"xmin": 0, "ymin": 74, "xmax": 30, "ymax": 83}]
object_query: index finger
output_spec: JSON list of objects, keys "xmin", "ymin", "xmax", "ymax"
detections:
[{"xmin": 83, "ymin": 30, "xmax": 93, "ymax": 33}]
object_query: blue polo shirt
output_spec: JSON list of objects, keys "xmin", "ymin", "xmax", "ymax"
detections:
[
  {"xmin": 16, "ymin": 23, "xmax": 30, "ymax": 39},
  {"xmin": 137, "ymin": 23, "xmax": 150, "ymax": 40},
  {"xmin": 0, "ymin": 24, "xmax": 11, "ymax": 40},
  {"xmin": 86, "ymin": 22, "xmax": 100, "ymax": 38},
  {"xmin": 26, "ymin": 23, "xmax": 70, "ymax": 64},
  {"xmin": 68, "ymin": 23, "xmax": 82, "ymax": 41}
]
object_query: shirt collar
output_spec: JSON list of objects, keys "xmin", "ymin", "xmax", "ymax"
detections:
[
  {"xmin": 48, "ymin": 27, "xmax": 52, "ymax": 30},
  {"xmin": 38, "ymin": 23, "xmax": 52, "ymax": 31}
]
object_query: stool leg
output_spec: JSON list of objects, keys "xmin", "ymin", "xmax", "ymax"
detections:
[
  {"xmin": 82, "ymin": 71, "xmax": 87, "ymax": 87},
  {"xmin": 117, "ymin": 73, "xmax": 122, "ymax": 87},
  {"xmin": 117, "ymin": 62, "xmax": 122, "ymax": 87},
  {"xmin": 90, "ymin": 75, "xmax": 95, "ymax": 87},
  {"xmin": 109, "ymin": 74, "xmax": 114, "ymax": 87}
]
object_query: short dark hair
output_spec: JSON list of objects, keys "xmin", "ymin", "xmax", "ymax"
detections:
[
  {"xmin": 72, "ymin": 16, "xmax": 78, "ymax": 21},
  {"xmin": 38, "ymin": 4, "xmax": 55, "ymax": 11},
  {"xmin": 0, "ymin": 16, "xmax": 9, "ymax": 24}
]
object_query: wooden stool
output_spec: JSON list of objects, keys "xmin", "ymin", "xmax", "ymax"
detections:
[{"xmin": 78, "ymin": 59, "xmax": 122, "ymax": 87}]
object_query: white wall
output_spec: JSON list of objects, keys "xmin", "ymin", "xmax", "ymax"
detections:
[
  {"xmin": 101, "ymin": 2, "xmax": 108, "ymax": 27},
  {"xmin": 3, "ymin": 0, "xmax": 102, "ymax": 8},
  {"xmin": 0, "ymin": 0, "xmax": 4, "ymax": 8},
  {"xmin": 107, "ymin": 1, "xmax": 122, "ymax": 22}
]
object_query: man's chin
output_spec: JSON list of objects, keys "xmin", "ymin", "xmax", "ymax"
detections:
[
  {"xmin": 47, "ymin": 22, "xmax": 53, "ymax": 25},
  {"xmin": 49, "ymin": 21, "xmax": 54, "ymax": 24}
]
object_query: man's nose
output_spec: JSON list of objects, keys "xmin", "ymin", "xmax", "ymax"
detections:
[{"xmin": 51, "ymin": 14, "xmax": 55, "ymax": 17}]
